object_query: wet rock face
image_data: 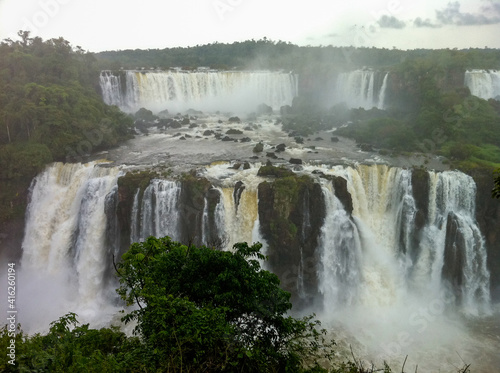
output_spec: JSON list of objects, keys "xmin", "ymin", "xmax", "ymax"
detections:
[
  {"xmin": 257, "ymin": 174, "xmax": 325, "ymax": 309},
  {"xmin": 442, "ymin": 212, "xmax": 465, "ymax": 304},
  {"xmin": 178, "ymin": 174, "xmax": 212, "ymax": 245},
  {"xmin": 472, "ymin": 170, "xmax": 500, "ymax": 301}
]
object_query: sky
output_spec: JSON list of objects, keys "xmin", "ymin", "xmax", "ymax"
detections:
[{"xmin": 0, "ymin": 0, "xmax": 499, "ymax": 52}]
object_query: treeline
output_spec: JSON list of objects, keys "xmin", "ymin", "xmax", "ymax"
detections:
[
  {"xmin": 0, "ymin": 31, "xmax": 133, "ymax": 223},
  {"xmin": 95, "ymin": 38, "xmax": 500, "ymax": 73}
]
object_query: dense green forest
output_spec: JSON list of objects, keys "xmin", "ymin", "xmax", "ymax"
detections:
[
  {"xmin": 95, "ymin": 38, "xmax": 500, "ymax": 73},
  {"xmin": 0, "ymin": 31, "xmax": 133, "ymax": 223}
]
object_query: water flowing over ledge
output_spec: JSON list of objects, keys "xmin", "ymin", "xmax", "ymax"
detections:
[{"xmin": 100, "ymin": 70, "xmax": 298, "ymax": 113}]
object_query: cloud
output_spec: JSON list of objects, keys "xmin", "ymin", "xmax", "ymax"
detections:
[
  {"xmin": 436, "ymin": 1, "xmax": 500, "ymax": 25},
  {"xmin": 414, "ymin": 17, "xmax": 441, "ymax": 28},
  {"xmin": 377, "ymin": 15, "xmax": 406, "ymax": 29}
]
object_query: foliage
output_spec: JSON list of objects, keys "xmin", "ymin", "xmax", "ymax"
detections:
[
  {"xmin": 0, "ymin": 32, "xmax": 134, "ymax": 223},
  {"xmin": 116, "ymin": 236, "xmax": 335, "ymax": 372},
  {"xmin": 0, "ymin": 314, "xmax": 146, "ymax": 372}
]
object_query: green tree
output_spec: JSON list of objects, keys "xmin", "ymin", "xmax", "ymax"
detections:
[{"xmin": 116, "ymin": 236, "xmax": 334, "ymax": 372}]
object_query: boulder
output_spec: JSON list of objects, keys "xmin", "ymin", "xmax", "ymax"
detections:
[
  {"xmin": 276, "ymin": 143, "xmax": 286, "ymax": 152},
  {"xmin": 289, "ymin": 158, "xmax": 303, "ymax": 165},
  {"xmin": 253, "ymin": 143, "xmax": 264, "ymax": 153}
]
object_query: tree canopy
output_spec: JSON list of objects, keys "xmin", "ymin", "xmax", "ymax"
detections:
[{"xmin": 116, "ymin": 236, "xmax": 335, "ymax": 372}]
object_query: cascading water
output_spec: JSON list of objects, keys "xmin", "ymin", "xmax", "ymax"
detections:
[
  {"xmin": 130, "ymin": 180, "xmax": 182, "ymax": 243},
  {"xmin": 20, "ymin": 162, "xmax": 122, "ymax": 332},
  {"xmin": 335, "ymin": 70, "xmax": 389, "ymax": 109},
  {"xmin": 465, "ymin": 69, "xmax": 500, "ymax": 100},
  {"xmin": 100, "ymin": 70, "xmax": 298, "ymax": 113},
  {"xmin": 15, "ymin": 159, "xmax": 498, "ymax": 371},
  {"xmin": 312, "ymin": 164, "xmax": 493, "ymax": 370}
]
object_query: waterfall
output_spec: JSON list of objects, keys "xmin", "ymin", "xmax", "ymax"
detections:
[
  {"xmin": 100, "ymin": 70, "xmax": 298, "ymax": 113},
  {"xmin": 319, "ymin": 180, "xmax": 363, "ymax": 308},
  {"xmin": 465, "ymin": 69, "xmax": 500, "ymax": 100},
  {"xmin": 377, "ymin": 72, "xmax": 389, "ymax": 109},
  {"xmin": 130, "ymin": 180, "xmax": 182, "ymax": 243},
  {"xmin": 317, "ymin": 165, "xmax": 490, "ymax": 314},
  {"xmin": 335, "ymin": 70, "xmax": 388, "ymax": 110},
  {"xmin": 20, "ymin": 162, "xmax": 121, "ymax": 331}
]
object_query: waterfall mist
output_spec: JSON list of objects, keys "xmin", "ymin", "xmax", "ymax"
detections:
[
  {"xmin": 14, "ymin": 158, "xmax": 499, "ymax": 370},
  {"xmin": 100, "ymin": 70, "xmax": 298, "ymax": 114}
]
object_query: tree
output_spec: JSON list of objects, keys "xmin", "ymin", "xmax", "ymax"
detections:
[{"xmin": 116, "ymin": 236, "xmax": 334, "ymax": 372}]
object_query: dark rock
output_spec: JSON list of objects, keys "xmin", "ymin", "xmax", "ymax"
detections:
[
  {"xmin": 331, "ymin": 136, "xmax": 339, "ymax": 142},
  {"xmin": 181, "ymin": 117, "xmax": 190, "ymax": 125},
  {"xmin": 189, "ymin": 123, "xmax": 198, "ymax": 128},
  {"xmin": 233, "ymin": 181, "xmax": 246, "ymax": 209},
  {"xmin": 228, "ymin": 116, "xmax": 241, "ymax": 123},
  {"xmin": 289, "ymin": 158, "xmax": 303, "ymax": 165},
  {"xmin": 314, "ymin": 137, "xmax": 324, "ymax": 141},
  {"xmin": 179, "ymin": 136, "xmax": 186, "ymax": 140},
  {"xmin": 257, "ymin": 103, "xmax": 273, "ymax": 115},
  {"xmin": 294, "ymin": 137, "xmax": 304, "ymax": 144},
  {"xmin": 184, "ymin": 134, "xmax": 192, "ymax": 138},
  {"xmin": 276, "ymin": 143, "xmax": 286, "ymax": 152},
  {"xmin": 240, "ymin": 137, "xmax": 252, "ymax": 143},
  {"xmin": 218, "ymin": 119, "xmax": 223, "ymax": 124},
  {"xmin": 186, "ymin": 108, "xmax": 203, "ymax": 115},
  {"xmin": 253, "ymin": 143, "xmax": 264, "ymax": 153},
  {"xmin": 250, "ymin": 155, "xmax": 259, "ymax": 159},
  {"xmin": 257, "ymin": 174, "xmax": 325, "ymax": 309},
  {"xmin": 360, "ymin": 143, "xmax": 373, "ymax": 152},
  {"xmin": 221, "ymin": 136, "xmax": 234, "ymax": 141},
  {"xmin": 243, "ymin": 162, "xmax": 251, "ymax": 170},
  {"xmin": 280, "ymin": 105, "xmax": 292, "ymax": 116},
  {"xmin": 257, "ymin": 164, "xmax": 294, "ymax": 178},
  {"xmin": 266, "ymin": 152, "xmax": 278, "ymax": 159},
  {"xmin": 226, "ymin": 129, "xmax": 243, "ymax": 135},
  {"xmin": 173, "ymin": 133, "xmax": 182, "ymax": 137},
  {"xmin": 203, "ymin": 130, "xmax": 215, "ymax": 136},
  {"xmin": 244, "ymin": 126, "xmax": 254, "ymax": 131},
  {"xmin": 170, "ymin": 121, "xmax": 182, "ymax": 129}
]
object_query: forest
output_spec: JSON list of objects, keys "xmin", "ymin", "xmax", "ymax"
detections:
[{"xmin": 1, "ymin": 32, "xmax": 499, "ymax": 372}]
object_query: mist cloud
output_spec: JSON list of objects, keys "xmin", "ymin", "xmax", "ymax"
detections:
[{"xmin": 377, "ymin": 15, "xmax": 406, "ymax": 29}]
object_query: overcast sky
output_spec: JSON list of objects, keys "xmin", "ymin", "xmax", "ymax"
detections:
[{"xmin": 0, "ymin": 0, "xmax": 499, "ymax": 52}]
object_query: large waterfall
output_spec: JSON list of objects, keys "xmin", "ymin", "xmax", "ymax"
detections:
[
  {"xmin": 465, "ymin": 69, "xmax": 500, "ymax": 100},
  {"xmin": 334, "ymin": 70, "xmax": 389, "ymax": 110},
  {"xmin": 17, "ymin": 161, "xmax": 497, "ymax": 370},
  {"xmin": 100, "ymin": 70, "xmax": 298, "ymax": 113}
]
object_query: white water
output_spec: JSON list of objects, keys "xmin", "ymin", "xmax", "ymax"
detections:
[
  {"xmin": 335, "ymin": 70, "xmax": 389, "ymax": 109},
  {"xmin": 14, "ymin": 159, "xmax": 498, "ymax": 371},
  {"xmin": 100, "ymin": 70, "xmax": 298, "ymax": 113},
  {"xmin": 465, "ymin": 69, "xmax": 500, "ymax": 100},
  {"xmin": 130, "ymin": 179, "xmax": 181, "ymax": 243},
  {"xmin": 312, "ymin": 164, "xmax": 493, "ymax": 371},
  {"xmin": 20, "ymin": 162, "xmax": 122, "ymax": 332}
]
